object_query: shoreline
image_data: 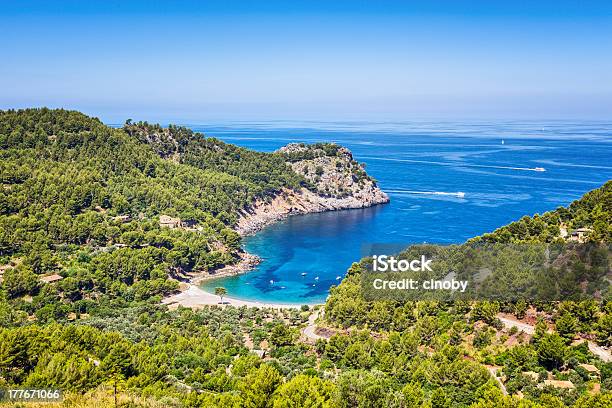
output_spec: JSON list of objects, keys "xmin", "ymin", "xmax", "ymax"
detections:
[
  {"xmin": 190, "ymin": 252, "xmax": 261, "ymax": 285},
  {"xmin": 235, "ymin": 187, "xmax": 390, "ymax": 236},
  {"xmin": 164, "ymin": 202, "xmax": 388, "ymax": 308},
  {"xmin": 163, "ymin": 177, "xmax": 389, "ymax": 308},
  {"xmin": 162, "ymin": 284, "xmax": 318, "ymax": 310}
]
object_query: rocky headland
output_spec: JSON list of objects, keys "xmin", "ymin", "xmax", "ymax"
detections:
[{"xmin": 235, "ymin": 143, "xmax": 389, "ymax": 235}]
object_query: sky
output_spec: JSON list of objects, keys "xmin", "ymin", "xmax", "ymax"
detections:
[{"xmin": 1, "ymin": 1, "xmax": 612, "ymax": 123}]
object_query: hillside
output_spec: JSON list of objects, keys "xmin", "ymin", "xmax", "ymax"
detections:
[
  {"xmin": 325, "ymin": 182, "xmax": 611, "ymax": 329},
  {"xmin": 0, "ymin": 108, "xmax": 609, "ymax": 408},
  {"xmin": 236, "ymin": 143, "xmax": 389, "ymax": 234},
  {"xmin": 473, "ymin": 181, "xmax": 612, "ymax": 243},
  {"xmin": 0, "ymin": 108, "xmax": 387, "ymax": 315},
  {"xmin": 319, "ymin": 183, "xmax": 611, "ymax": 406}
]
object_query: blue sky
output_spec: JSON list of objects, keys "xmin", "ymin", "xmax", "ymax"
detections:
[{"xmin": 2, "ymin": 1, "xmax": 612, "ymax": 122}]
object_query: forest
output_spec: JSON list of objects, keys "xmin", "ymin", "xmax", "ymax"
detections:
[
  {"xmin": 324, "ymin": 182, "xmax": 611, "ymax": 407},
  {"xmin": 0, "ymin": 109, "xmax": 610, "ymax": 407},
  {"xmin": 0, "ymin": 108, "xmax": 310, "ymax": 321},
  {"xmin": 472, "ymin": 181, "xmax": 611, "ymax": 243}
]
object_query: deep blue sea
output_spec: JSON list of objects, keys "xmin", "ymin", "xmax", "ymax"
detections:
[{"xmin": 195, "ymin": 121, "xmax": 612, "ymax": 305}]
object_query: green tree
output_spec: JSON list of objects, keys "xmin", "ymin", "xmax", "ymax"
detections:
[
  {"xmin": 573, "ymin": 392, "xmax": 612, "ymax": 408},
  {"xmin": 215, "ymin": 286, "xmax": 228, "ymax": 304},
  {"xmin": 555, "ymin": 312, "xmax": 579, "ymax": 341},
  {"xmin": 536, "ymin": 333, "xmax": 567, "ymax": 370},
  {"xmin": 272, "ymin": 374, "xmax": 336, "ymax": 408},
  {"xmin": 269, "ymin": 324, "xmax": 296, "ymax": 348},
  {"xmin": 400, "ymin": 382, "xmax": 424, "ymax": 407},
  {"xmin": 471, "ymin": 301, "xmax": 500, "ymax": 325},
  {"xmin": 514, "ymin": 299, "xmax": 527, "ymax": 319},
  {"xmin": 335, "ymin": 370, "xmax": 393, "ymax": 408},
  {"xmin": 595, "ymin": 314, "xmax": 612, "ymax": 346},
  {"xmin": 504, "ymin": 344, "xmax": 537, "ymax": 374},
  {"xmin": 101, "ymin": 344, "xmax": 132, "ymax": 407},
  {"xmin": 430, "ymin": 388, "xmax": 451, "ymax": 408},
  {"xmin": 3, "ymin": 267, "xmax": 39, "ymax": 298},
  {"xmin": 240, "ymin": 364, "xmax": 283, "ymax": 408}
]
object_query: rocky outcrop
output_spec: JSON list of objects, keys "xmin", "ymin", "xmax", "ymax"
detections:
[
  {"xmin": 236, "ymin": 143, "xmax": 389, "ymax": 235},
  {"xmin": 191, "ymin": 252, "xmax": 261, "ymax": 284}
]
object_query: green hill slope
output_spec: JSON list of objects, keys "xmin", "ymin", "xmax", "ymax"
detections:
[
  {"xmin": 474, "ymin": 181, "xmax": 611, "ymax": 243},
  {"xmin": 0, "ymin": 108, "xmax": 338, "ymax": 314}
]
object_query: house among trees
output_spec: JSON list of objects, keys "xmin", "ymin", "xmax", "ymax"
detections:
[
  {"xmin": 568, "ymin": 227, "xmax": 592, "ymax": 242},
  {"xmin": 522, "ymin": 371, "xmax": 540, "ymax": 382},
  {"xmin": 578, "ymin": 363, "xmax": 601, "ymax": 378},
  {"xmin": 113, "ymin": 214, "xmax": 131, "ymax": 223},
  {"xmin": 159, "ymin": 215, "xmax": 182, "ymax": 229},
  {"xmin": 540, "ymin": 380, "xmax": 575, "ymax": 390},
  {"xmin": 39, "ymin": 274, "xmax": 63, "ymax": 284}
]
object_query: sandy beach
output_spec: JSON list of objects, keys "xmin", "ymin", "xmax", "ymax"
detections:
[{"xmin": 162, "ymin": 284, "xmax": 311, "ymax": 309}]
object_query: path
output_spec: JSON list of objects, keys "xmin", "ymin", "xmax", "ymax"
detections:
[
  {"xmin": 497, "ymin": 314, "xmax": 611, "ymax": 362},
  {"xmin": 588, "ymin": 342, "xmax": 612, "ymax": 363},
  {"xmin": 497, "ymin": 316, "xmax": 536, "ymax": 335},
  {"xmin": 302, "ymin": 308, "xmax": 329, "ymax": 342},
  {"xmin": 486, "ymin": 366, "xmax": 508, "ymax": 395}
]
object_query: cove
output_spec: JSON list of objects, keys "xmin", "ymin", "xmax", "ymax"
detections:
[
  {"xmin": 199, "ymin": 121, "xmax": 612, "ymax": 305},
  {"xmin": 203, "ymin": 205, "xmax": 387, "ymax": 305}
]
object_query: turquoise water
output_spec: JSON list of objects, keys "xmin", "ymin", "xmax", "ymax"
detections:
[{"xmin": 199, "ymin": 122, "xmax": 612, "ymax": 304}]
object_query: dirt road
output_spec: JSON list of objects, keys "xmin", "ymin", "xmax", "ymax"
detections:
[{"xmin": 497, "ymin": 314, "xmax": 611, "ymax": 362}]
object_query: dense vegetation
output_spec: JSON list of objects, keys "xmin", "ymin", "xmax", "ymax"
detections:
[
  {"xmin": 0, "ymin": 304, "xmax": 320, "ymax": 407},
  {"xmin": 473, "ymin": 181, "xmax": 611, "ymax": 243},
  {"xmin": 123, "ymin": 121, "xmax": 305, "ymax": 198},
  {"xmin": 280, "ymin": 143, "xmax": 344, "ymax": 163},
  {"xmin": 0, "ymin": 108, "xmax": 311, "ymax": 321},
  {"xmin": 0, "ymin": 109, "xmax": 610, "ymax": 407},
  {"xmin": 322, "ymin": 182, "xmax": 611, "ymax": 407}
]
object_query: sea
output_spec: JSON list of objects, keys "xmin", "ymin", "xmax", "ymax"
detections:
[{"xmin": 191, "ymin": 121, "xmax": 612, "ymax": 305}]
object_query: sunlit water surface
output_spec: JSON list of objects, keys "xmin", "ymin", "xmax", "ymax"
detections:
[{"xmin": 195, "ymin": 121, "xmax": 612, "ymax": 304}]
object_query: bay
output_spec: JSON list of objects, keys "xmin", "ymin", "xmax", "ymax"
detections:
[{"xmin": 198, "ymin": 121, "xmax": 612, "ymax": 304}]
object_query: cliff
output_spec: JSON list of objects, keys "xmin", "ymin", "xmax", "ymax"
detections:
[{"xmin": 235, "ymin": 143, "xmax": 389, "ymax": 235}]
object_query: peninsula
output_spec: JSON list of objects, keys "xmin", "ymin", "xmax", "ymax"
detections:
[{"xmin": 0, "ymin": 108, "xmax": 389, "ymax": 310}]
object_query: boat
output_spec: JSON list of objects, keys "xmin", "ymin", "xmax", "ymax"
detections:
[
  {"xmin": 336, "ymin": 276, "xmax": 342, "ymax": 280},
  {"xmin": 301, "ymin": 272, "xmax": 307, "ymax": 276},
  {"xmin": 534, "ymin": 167, "xmax": 546, "ymax": 172},
  {"xmin": 457, "ymin": 192, "xmax": 465, "ymax": 198},
  {"xmin": 314, "ymin": 276, "xmax": 319, "ymax": 280}
]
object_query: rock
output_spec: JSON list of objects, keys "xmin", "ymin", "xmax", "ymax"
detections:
[{"xmin": 236, "ymin": 143, "xmax": 389, "ymax": 235}]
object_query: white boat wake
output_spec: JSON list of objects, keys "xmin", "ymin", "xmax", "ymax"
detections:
[
  {"xmin": 361, "ymin": 156, "xmax": 545, "ymax": 172},
  {"xmin": 387, "ymin": 189, "xmax": 466, "ymax": 198}
]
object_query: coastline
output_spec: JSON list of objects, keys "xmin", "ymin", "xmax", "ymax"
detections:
[
  {"xmin": 162, "ymin": 284, "xmax": 311, "ymax": 309},
  {"xmin": 235, "ymin": 187, "xmax": 390, "ymax": 236},
  {"xmin": 163, "ymin": 144, "xmax": 390, "ymax": 308},
  {"xmin": 190, "ymin": 252, "xmax": 262, "ymax": 284},
  {"xmin": 162, "ymin": 195, "xmax": 388, "ymax": 308}
]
